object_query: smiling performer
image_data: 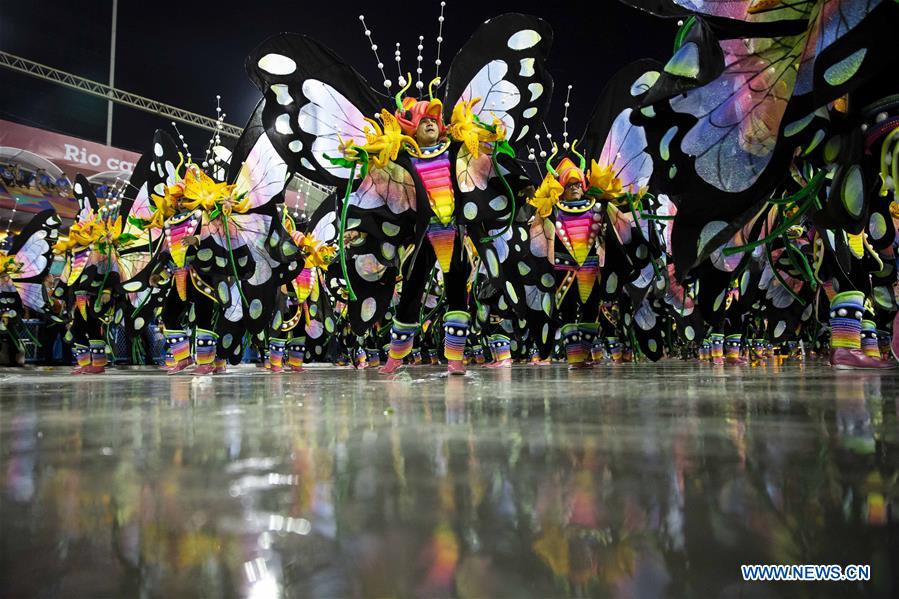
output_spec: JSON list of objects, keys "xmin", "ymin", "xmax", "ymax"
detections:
[{"xmin": 245, "ymin": 11, "xmax": 554, "ymax": 375}]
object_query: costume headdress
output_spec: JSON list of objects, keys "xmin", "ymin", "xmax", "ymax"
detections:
[
  {"xmin": 394, "ymin": 78, "xmax": 446, "ymax": 137},
  {"xmin": 545, "ymin": 142, "xmax": 587, "ymax": 189}
]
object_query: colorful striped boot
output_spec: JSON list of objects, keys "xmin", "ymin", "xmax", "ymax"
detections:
[
  {"xmin": 486, "ymin": 334, "xmax": 512, "ymax": 369},
  {"xmin": 562, "ymin": 324, "xmax": 588, "ymax": 370},
  {"xmin": 355, "ymin": 347, "xmax": 368, "ymax": 368},
  {"xmin": 163, "ymin": 349, "xmax": 175, "ymax": 371},
  {"xmin": 580, "ymin": 323, "xmax": 599, "ymax": 365},
  {"xmin": 71, "ymin": 343, "xmax": 91, "ymax": 374},
  {"xmin": 443, "ymin": 311, "xmax": 470, "ymax": 375},
  {"xmin": 166, "ymin": 329, "xmax": 192, "ymax": 374},
  {"xmin": 698, "ymin": 339, "xmax": 710, "ymax": 362},
  {"xmin": 411, "ymin": 348, "xmax": 424, "ymax": 365},
  {"xmin": 85, "ymin": 339, "xmax": 108, "ymax": 374},
  {"xmin": 606, "ymin": 337, "xmax": 623, "ymax": 364},
  {"xmin": 365, "ymin": 348, "xmax": 380, "ymax": 369},
  {"xmin": 861, "ymin": 321, "xmax": 880, "ymax": 359},
  {"xmin": 193, "ymin": 329, "xmax": 218, "ymax": 375},
  {"xmin": 472, "ymin": 344, "xmax": 486, "ymax": 365},
  {"xmin": 287, "ymin": 338, "xmax": 306, "ymax": 372},
  {"xmin": 725, "ymin": 334, "xmax": 747, "ymax": 365},
  {"xmin": 380, "ymin": 320, "xmax": 417, "ymax": 374},
  {"xmin": 268, "ymin": 338, "xmax": 286, "ymax": 373},
  {"xmin": 829, "ymin": 292, "xmax": 895, "ymax": 369},
  {"xmin": 710, "ymin": 333, "xmax": 725, "ymax": 365}
]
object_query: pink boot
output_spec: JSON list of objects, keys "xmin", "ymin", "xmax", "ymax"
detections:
[
  {"xmin": 447, "ymin": 360, "xmax": 466, "ymax": 375},
  {"xmin": 830, "ymin": 348, "xmax": 897, "ymax": 370},
  {"xmin": 379, "ymin": 357, "xmax": 405, "ymax": 374}
]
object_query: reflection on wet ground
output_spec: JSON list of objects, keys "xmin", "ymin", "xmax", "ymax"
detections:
[{"xmin": 1, "ymin": 362, "xmax": 898, "ymax": 597}]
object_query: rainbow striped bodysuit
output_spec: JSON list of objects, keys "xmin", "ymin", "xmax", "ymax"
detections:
[
  {"xmin": 411, "ymin": 148, "xmax": 456, "ymax": 273},
  {"xmin": 553, "ymin": 200, "xmax": 603, "ymax": 303}
]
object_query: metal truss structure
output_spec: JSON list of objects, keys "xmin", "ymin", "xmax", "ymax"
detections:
[{"xmin": 0, "ymin": 50, "xmax": 243, "ymax": 138}]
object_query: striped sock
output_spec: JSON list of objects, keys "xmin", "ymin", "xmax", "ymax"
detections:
[
  {"xmin": 89, "ymin": 339, "xmax": 108, "ymax": 368},
  {"xmin": 861, "ymin": 320, "xmax": 880, "ymax": 358},
  {"xmin": 389, "ymin": 321, "xmax": 418, "ymax": 360},
  {"xmin": 562, "ymin": 324, "xmax": 586, "ymax": 366},
  {"xmin": 698, "ymin": 340, "xmax": 710, "ymax": 361},
  {"xmin": 606, "ymin": 336, "xmax": 622, "ymax": 362},
  {"xmin": 710, "ymin": 333, "xmax": 724, "ymax": 360},
  {"xmin": 580, "ymin": 323, "xmax": 599, "ymax": 360},
  {"xmin": 195, "ymin": 329, "xmax": 218, "ymax": 367},
  {"xmin": 288, "ymin": 338, "xmax": 306, "ymax": 369},
  {"xmin": 725, "ymin": 334, "xmax": 742, "ymax": 360},
  {"xmin": 411, "ymin": 348, "xmax": 424, "ymax": 364},
  {"xmin": 472, "ymin": 345, "xmax": 485, "ymax": 364},
  {"xmin": 443, "ymin": 311, "xmax": 470, "ymax": 362},
  {"xmin": 74, "ymin": 344, "xmax": 91, "ymax": 368},
  {"xmin": 366, "ymin": 348, "xmax": 381, "ymax": 368},
  {"xmin": 829, "ymin": 291, "xmax": 864, "ymax": 350},
  {"xmin": 269, "ymin": 338, "xmax": 286, "ymax": 369},
  {"xmin": 166, "ymin": 329, "xmax": 191, "ymax": 363},
  {"xmin": 488, "ymin": 334, "xmax": 512, "ymax": 362}
]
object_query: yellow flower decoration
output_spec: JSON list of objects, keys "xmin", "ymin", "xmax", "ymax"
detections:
[
  {"xmin": 785, "ymin": 225, "xmax": 804, "ymax": 238},
  {"xmin": 299, "ymin": 234, "xmax": 336, "ymax": 269},
  {"xmin": 587, "ymin": 160, "xmax": 624, "ymax": 201},
  {"xmin": 447, "ymin": 98, "xmax": 506, "ymax": 158},
  {"xmin": 148, "ymin": 182, "xmax": 183, "ymax": 229},
  {"xmin": 0, "ymin": 253, "xmax": 23, "ymax": 277},
  {"xmin": 889, "ymin": 200, "xmax": 899, "ymax": 220},
  {"xmin": 528, "ymin": 173, "xmax": 564, "ymax": 218},
  {"xmin": 180, "ymin": 167, "xmax": 236, "ymax": 213},
  {"xmin": 356, "ymin": 110, "xmax": 420, "ymax": 169},
  {"xmin": 55, "ymin": 216, "xmax": 106, "ymax": 253},
  {"xmin": 102, "ymin": 215, "xmax": 123, "ymax": 246}
]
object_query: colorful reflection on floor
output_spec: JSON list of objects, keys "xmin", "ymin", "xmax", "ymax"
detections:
[{"xmin": 1, "ymin": 362, "xmax": 898, "ymax": 597}]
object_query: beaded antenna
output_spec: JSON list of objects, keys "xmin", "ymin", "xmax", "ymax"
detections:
[
  {"xmin": 562, "ymin": 85, "xmax": 573, "ymax": 150},
  {"xmin": 359, "ymin": 15, "xmax": 391, "ymax": 89},
  {"xmin": 415, "ymin": 35, "xmax": 425, "ymax": 92},
  {"xmin": 170, "ymin": 122, "xmax": 192, "ymax": 164},
  {"xmin": 534, "ymin": 133, "xmax": 547, "ymax": 159},
  {"xmin": 394, "ymin": 43, "xmax": 406, "ymax": 88},
  {"xmin": 525, "ymin": 145, "xmax": 544, "ymax": 177},
  {"xmin": 203, "ymin": 95, "xmax": 227, "ymax": 170},
  {"xmin": 434, "ymin": 1, "xmax": 447, "ymax": 82}
]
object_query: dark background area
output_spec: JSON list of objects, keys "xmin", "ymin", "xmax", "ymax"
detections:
[{"xmin": 0, "ymin": 0, "xmax": 676, "ymax": 154}]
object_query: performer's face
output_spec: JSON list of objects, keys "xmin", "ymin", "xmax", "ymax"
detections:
[
  {"xmin": 415, "ymin": 118, "xmax": 441, "ymax": 146},
  {"xmin": 562, "ymin": 181, "xmax": 584, "ymax": 201}
]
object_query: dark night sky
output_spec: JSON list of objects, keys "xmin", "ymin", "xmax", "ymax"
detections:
[{"xmin": 0, "ymin": 0, "xmax": 676, "ymax": 155}]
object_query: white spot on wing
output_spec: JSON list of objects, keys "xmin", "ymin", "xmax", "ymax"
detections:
[
  {"xmin": 519, "ymin": 58, "xmax": 535, "ymax": 77},
  {"xmin": 270, "ymin": 84, "xmax": 293, "ymax": 105},
  {"xmin": 507, "ymin": 30, "xmax": 541, "ymax": 50},
  {"xmin": 275, "ymin": 114, "xmax": 293, "ymax": 134},
  {"xmin": 258, "ymin": 53, "xmax": 296, "ymax": 75}
]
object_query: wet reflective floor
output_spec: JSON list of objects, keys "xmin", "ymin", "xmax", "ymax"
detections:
[{"xmin": 1, "ymin": 361, "xmax": 898, "ymax": 598}]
